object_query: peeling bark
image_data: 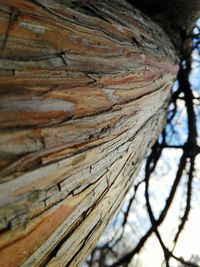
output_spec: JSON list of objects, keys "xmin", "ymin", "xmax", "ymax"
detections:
[{"xmin": 0, "ymin": 1, "xmax": 178, "ymax": 266}]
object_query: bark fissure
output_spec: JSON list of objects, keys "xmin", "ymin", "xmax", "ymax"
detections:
[{"xmin": 0, "ymin": 0, "xmax": 178, "ymax": 266}]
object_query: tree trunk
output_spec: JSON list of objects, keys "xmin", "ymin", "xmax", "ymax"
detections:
[{"xmin": 0, "ymin": 1, "xmax": 178, "ymax": 266}]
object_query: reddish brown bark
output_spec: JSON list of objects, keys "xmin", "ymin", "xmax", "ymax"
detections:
[{"xmin": 0, "ymin": 1, "xmax": 178, "ymax": 266}]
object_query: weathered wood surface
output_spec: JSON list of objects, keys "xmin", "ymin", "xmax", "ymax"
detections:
[{"xmin": 0, "ymin": 1, "xmax": 178, "ymax": 266}]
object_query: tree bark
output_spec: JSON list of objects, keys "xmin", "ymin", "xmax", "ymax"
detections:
[
  {"xmin": 0, "ymin": 1, "xmax": 178, "ymax": 266},
  {"xmin": 129, "ymin": 0, "xmax": 200, "ymax": 51}
]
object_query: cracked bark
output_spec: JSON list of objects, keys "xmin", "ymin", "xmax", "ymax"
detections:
[{"xmin": 0, "ymin": 0, "xmax": 178, "ymax": 266}]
